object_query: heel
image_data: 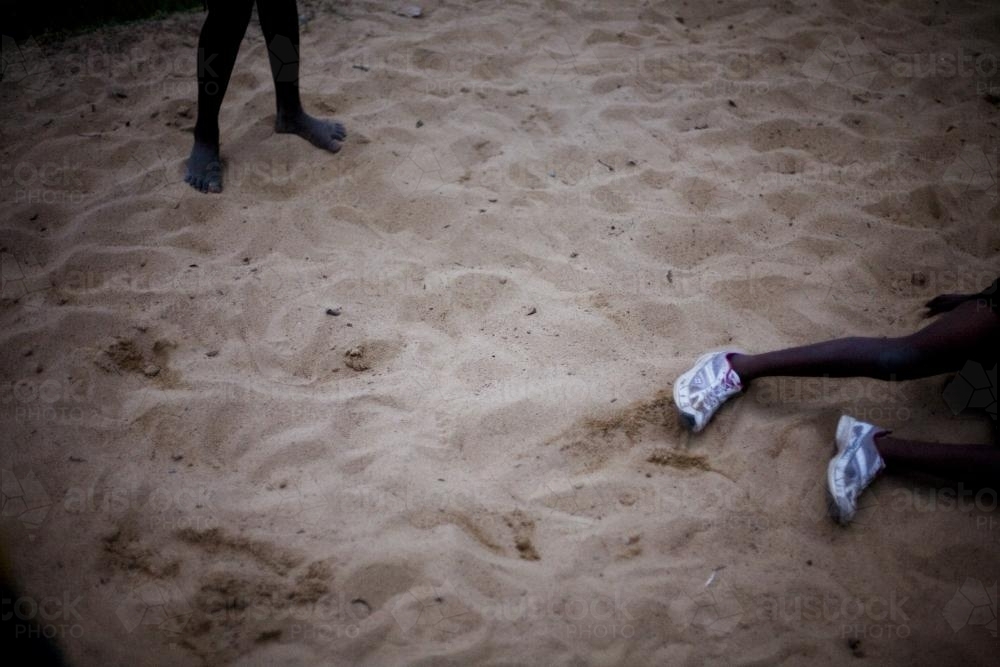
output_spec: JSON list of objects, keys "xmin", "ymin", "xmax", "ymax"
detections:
[{"xmin": 835, "ymin": 415, "xmax": 857, "ymax": 453}]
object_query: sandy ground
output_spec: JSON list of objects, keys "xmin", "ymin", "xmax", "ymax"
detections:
[{"xmin": 1, "ymin": 0, "xmax": 998, "ymax": 665}]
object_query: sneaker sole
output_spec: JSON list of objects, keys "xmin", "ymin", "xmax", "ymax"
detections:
[
  {"xmin": 826, "ymin": 450, "xmax": 854, "ymax": 526},
  {"xmin": 828, "ymin": 415, "xmax": 859, "ymax": 525},
  {"xmin": 835, "ymin": 414, "xmax": 860, "ymax": 454}
]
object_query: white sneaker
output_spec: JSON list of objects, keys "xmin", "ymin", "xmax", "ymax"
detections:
[
  {"xmin": 673, "ymin": 350, "xmax": 743, "ymax": 432},
  {"xmin": 827, "ymin": 415, "xmax": 886, "ymax": 525}
]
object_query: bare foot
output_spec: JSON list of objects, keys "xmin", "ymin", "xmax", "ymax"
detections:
[
  {"xmin": 185, "ymin": 140, "xmax": 223, "ymax": 193},
  {"xmin": 275, "ymin": 110, "xmax": 346, "ymax": 152}
]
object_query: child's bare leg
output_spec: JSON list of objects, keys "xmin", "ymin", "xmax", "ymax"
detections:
[
  {"xmin": 257, "ymin": 0, "xmax": 346, "ymax": 152},
  {"xmin": 874, "ymin": 435, "xmax": 999, "ymax": 487},
  {"xmin": 185, "ymin": 0, "xmax": 254, "ymax": 193},
  {"xmin": 729, "ymin": 299, "xmax": 998, "ymax": 382}
]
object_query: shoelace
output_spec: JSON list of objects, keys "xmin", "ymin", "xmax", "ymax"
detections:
[{"xmin": 701, "ymin": 370, "xmax": 739, "ymax": 411}]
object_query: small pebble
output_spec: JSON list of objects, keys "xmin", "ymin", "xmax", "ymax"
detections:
[
  {"xmin": 326, "ymin": 307, "xmax": 342, "ymax": 316},
  {"xmin": 142, "ymin": 364, "xmax": 160, "ymax": 377},
  {"xmin": 526, "ymin": 306, "xmax": 537, "ymax": 316},
  {"xmin": 396, "ymin": 5, "xmax": 423, "ymax": 18},
  {"xmin": 205, "ymin": 350, "xmax": 219, "ymax": 358}
]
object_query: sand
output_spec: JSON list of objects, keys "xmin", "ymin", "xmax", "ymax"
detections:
[{"xmin": 1, "ymin": 0, "xmax": 998, "ymax": 665}]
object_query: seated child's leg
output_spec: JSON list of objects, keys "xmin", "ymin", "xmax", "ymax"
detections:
[
  {"xmin": 875, "ymin": 436, "xmax": 999, "ymax": 487},
  {"xmin": 730, "ymin": 299, "xmax": 998, "ymax": 382}
]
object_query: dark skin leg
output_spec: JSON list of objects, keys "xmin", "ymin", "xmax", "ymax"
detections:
[
  {"xmin": 257, "ymin": 0, "xmax": 346, "ymax": 151},
  {"xmin": 186, "ymin": 0, "xmax": 254, "ymax": 193},
  {"xmin": 728, "ymin": 300, "xmax": 997, "ymax": 382},
  {"xmin": 727, "ymin": 299, "xmax": 999, "ymax": 485},
  {"xmin": 873, "ymin": 435, "xmax": 998, "ymax": 488},
  {"xmin": 186, "ymin": 0, "xmax": 346, "ymax": 193}
]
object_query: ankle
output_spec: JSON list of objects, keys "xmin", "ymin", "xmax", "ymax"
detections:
[
  {"xmin": 193, "ymin": 127, "xmax": 220, "ymax": 149},
  {"xmin": 870, "ymin": 431, "xmax": 894, "ymax": 458},
  {"xmin": 276, "ymin": 99, "xmax": 304, "ymax": 121},
  {"xmin": 727, "ymin": 353, "xmax": 753, "ymax": 383}
]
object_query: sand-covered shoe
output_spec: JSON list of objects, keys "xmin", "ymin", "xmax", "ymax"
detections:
[
  {"xmin": 673, "ymin": 350, "xmax": 743, "ymax": 432},
  {"xmin": 827, "ymin": 415, "xmax": 886, "ymax": 525}
]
